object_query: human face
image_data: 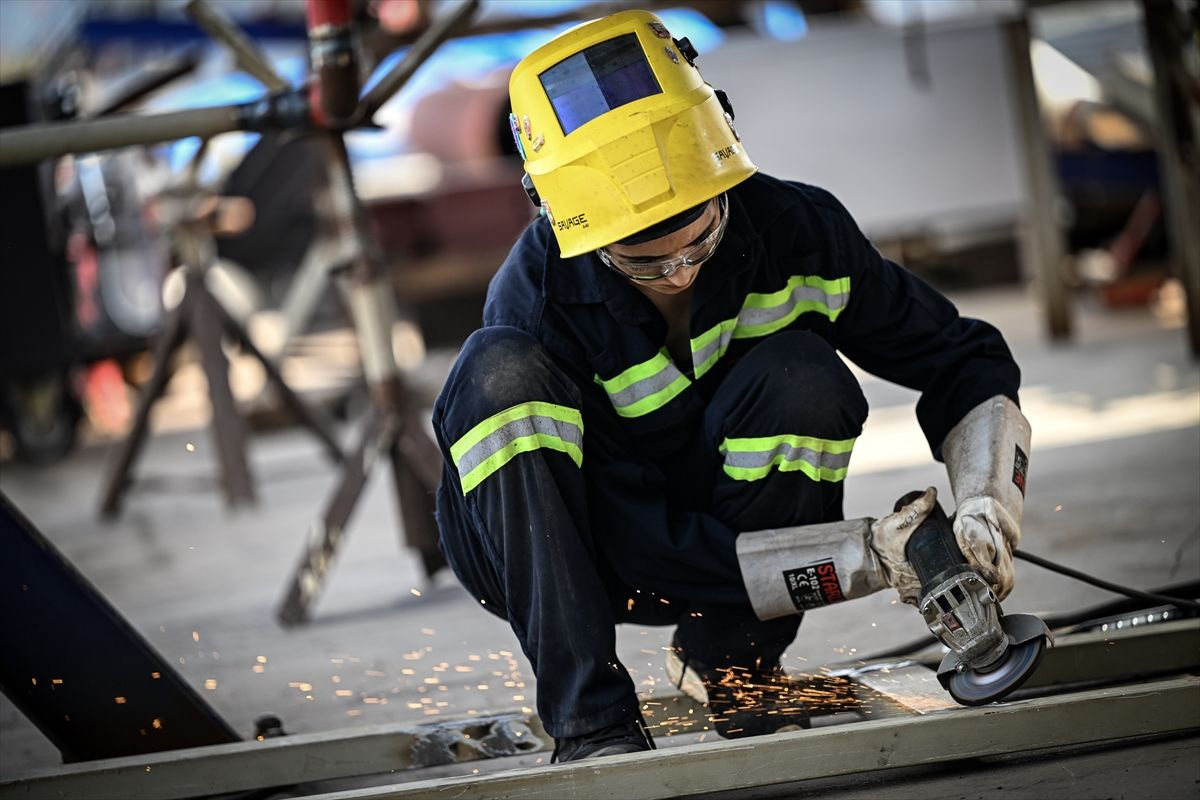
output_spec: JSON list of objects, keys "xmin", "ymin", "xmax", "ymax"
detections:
[{"xmin": 598, "ymin": 194, "xmax": 727, "ymax": 294}]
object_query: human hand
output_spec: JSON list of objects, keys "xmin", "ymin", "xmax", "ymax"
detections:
[
  {"xmin": 869, "ymin": 486, "xmax": 937, "ymax": 605},
  {"xmin": 953, "ymin": 495, "xmax": 1018, "ymax": 600}
]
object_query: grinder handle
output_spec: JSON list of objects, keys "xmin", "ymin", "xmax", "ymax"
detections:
[{"xmin": 895, "ymin": 491, "xmax": 968, "ymax": 596}]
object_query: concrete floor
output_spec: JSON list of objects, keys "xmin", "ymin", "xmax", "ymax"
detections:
[{"xmin": 1, "ymin": 285, "xmax": 1198, "ymax": 794}]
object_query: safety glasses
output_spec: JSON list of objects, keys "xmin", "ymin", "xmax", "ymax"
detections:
[{"xmin": 597, "ymin": 194, "xmax": 728, "ymax": 282}]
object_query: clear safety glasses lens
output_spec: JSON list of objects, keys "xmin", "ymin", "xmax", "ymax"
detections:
[{"xmin": 599, "ymin": 194, "xmax": 728, "ymax": 282}]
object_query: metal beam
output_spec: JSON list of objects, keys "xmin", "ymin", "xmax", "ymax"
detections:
[
  {"xmin": 307, "ymin": 677, "xmax": 1200, "ymax": 800},
  {"xmin": 1022, "ymin": 617, "xmax": 1200, "ymax": 690},
  {"xmin": 0, "ymin": 105, "xmax": 245, "ymax": 167},
  {"xmin": 4, "ymin": 620, "xmax": 1195, "ymax": 799},
  {"xmin": 833, "ymin": 662, "xmax": 958, "ymax": 718},
  {"xmin": 1140, "ymin": 0, "xmax": 1200, "ymax": 357},
  {"xmin": 1003, "ymin": 14, "xmax": 1073, "ymax": 340},
  {"xmin": 185, "ymin": 0, "xmax": 289, "ymax": 93},
  {"xmin": 0, "ymin": 714, "xmax": 547, "ymax": 800}
]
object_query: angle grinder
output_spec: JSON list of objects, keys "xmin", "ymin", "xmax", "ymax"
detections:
[{"xmin": 896, "ymin": 491, "xmax": 1053, "ymax": 705}]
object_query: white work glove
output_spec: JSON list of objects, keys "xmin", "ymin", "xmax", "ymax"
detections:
[
  {"xmin": 953, "ymin": 496, "xmax": 1018, "ymax": 600},
  {"xmin": 868, "ymin": 486, "xmax": 938, "ymax": 606},
  {"xmin": 943, "ymin": 396, "xmax": 1032, "ymax": 602}
]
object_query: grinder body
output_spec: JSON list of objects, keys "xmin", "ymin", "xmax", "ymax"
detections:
[{"xmin": 896, "ymin": 491, "xmax": 1051, "ymax": 705}]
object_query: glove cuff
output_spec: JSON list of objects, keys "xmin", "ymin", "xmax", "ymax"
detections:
[
  {"xmin": 736, "ymin": 519, "xmax": 888, "ymax": 620},
  {"xmin": 943, "ymin": 395, "xmax": 1031, "ymax": 527}
]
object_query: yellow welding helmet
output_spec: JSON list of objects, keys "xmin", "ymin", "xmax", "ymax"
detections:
[{"xmin": 508, "ymin": 9, "xmax": 756, "ymax": 258}]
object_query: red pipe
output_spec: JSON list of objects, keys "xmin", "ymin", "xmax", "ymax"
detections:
[
  {"xmin": 306, "ymin": 0, "xmax": 358, "ymax": 125},
  {"xmin": 306, "ymin": 0, "xmax": 353, "ymax": 29}
]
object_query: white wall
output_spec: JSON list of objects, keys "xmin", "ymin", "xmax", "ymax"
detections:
[{"xmin": 699, "ymin": 15, "xmax": 1026, "ymax": 241}]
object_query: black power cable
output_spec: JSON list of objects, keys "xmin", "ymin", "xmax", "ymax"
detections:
[{"xmin": 1012, "ymin": 549, "xmax": 1200, "ymax": 612}]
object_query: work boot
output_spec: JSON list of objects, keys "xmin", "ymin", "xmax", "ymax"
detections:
[
  {"xmin": 666, "ymin": 649, "xmax": 812, "ymax": 739},
  {"xmin": 552, "ymin": 716, "xmax": 655, "ymax": 762}
]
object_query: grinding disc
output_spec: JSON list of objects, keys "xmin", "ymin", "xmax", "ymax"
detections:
[{"xmin": 947, "ymin": 635, "xmax": 1047, "ymax": 706}]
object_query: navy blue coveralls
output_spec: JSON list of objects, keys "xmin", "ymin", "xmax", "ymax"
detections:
[{"xmin": 432, "ymin": 173, "xmax": 1021, "ymax": 739}]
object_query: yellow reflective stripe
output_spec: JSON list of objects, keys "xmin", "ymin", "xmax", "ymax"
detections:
[
  {"xmin": 691, "ymin": 319, "xmax": 736, "ymax": 380},
  {"xmin": 598, "ymin": 352, "xmax": 665, "ymax": 393},
  {"xmin": 723, "ymin": 459, "xmax": 850, "ymax": 483},
  {"xmin": 449, "ymin": 401, "xmax": 582, "ymax": 464},
  {"xmin": 721, "ymin": 433, "xmax": 856, "ymax": 483},
  {"xmin": 596, "ymin": 349, "xmax": 692, "ymax": 418},
  {"xmin": 721, "ymin": 433, "xmax": 856, "ymax": 455},
  {"xmin": 610, "ymin": 372, "xmax": 691, "ymax": 418},
  {"xmin": 690, "ymin": 276, "xmax": 851, "ymax": 378},
  {"xmin": 459, "ymin": 433, "xmax": 582, "ymax": 494},
  {"xmin": 734, "ymin": 275, "xmax": 851, "ymax": 338},
  {"xmin": 450, "ymin": 402, "xmax": 584, "ymax": 495}
]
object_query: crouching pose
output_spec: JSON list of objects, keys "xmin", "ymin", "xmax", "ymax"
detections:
[{"xmin": 432, "ymin": 9, "xmax": 1031, "ymax": 762}]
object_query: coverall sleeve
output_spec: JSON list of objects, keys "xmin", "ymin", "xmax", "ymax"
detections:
[{"xmin": 813, "ymin": 190, "xmax": 1022, "ymax": 457}]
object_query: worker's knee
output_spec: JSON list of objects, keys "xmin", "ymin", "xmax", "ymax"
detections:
[
  {"xmin": 716, "ymin": 331, "xmax": 867, "ymax": 437},
  {"xmin": 435, "ymin": 327, "xmax": 578, "ymax": 431}
]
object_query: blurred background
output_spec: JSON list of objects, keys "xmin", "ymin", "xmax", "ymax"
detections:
[{"xmin": 1, "ymin": 0, "xmax": 1197, "ymax": 790}]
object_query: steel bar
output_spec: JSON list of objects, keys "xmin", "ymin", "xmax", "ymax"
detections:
[
  {"xmin": 276, "ymin": 407, "xmax": 392, "ymax": 627},
  {"xmin": 391, "ymin": 439, "xmax": 445, "ymax": 575},
  {"xmin": 4, "ymin": 619, "xmax": 1194, "ymax": 799},
  {"xmin": 1140, "ymin": 0, "xmax": 1200, "ymax": 356},
  {"xmin": 186, "ymin": 0, "xmax": 289, "ymax": 93},
  {"xmin": 835, "ymin": 662, "xmax": 958, "ymax": 718},
  {"xmin": 840, "ymin": 618, "xmax": 1200, "ymax": 712},
  {"xmin": 211, "ymin": 297, "xmax": 345, "ymax": 464},
  {"xmin": 191, "ymin": 271, "xmax": 257, "ymax": 508},
  {"xmin": 275, "ymin": 129, "xmax": 446, "ymax": 625},
  {"xmin": 0, "ymin": 105, "xmax": 242, "ymax": 166},
  {"xmin": 97, "ymin": 286, "xmax": 191, "ymax": 518},
  {"xmin": 358, "ymin": 0, "xmax": 481, "ymax": 120},
  {"xmin": 0, "ymin": 495, "xmax": 240, "ymax": 765},
  {"xmin": 0, "ymin": 713, "xmax": 546, "ymax": 800},
  {"xmin": 305, "ymin": 676, "xmax": 1200, "ymax": 800},
  {"xmin": 1020, "ymin": 617, "xmax": 1200, "ymax": 691},
  {"xmin": 1003, "ymin": 15, "xmax": 1073, "ymax": 340},
  {"xmin": 90, "ymin": 50, "xmax": 202, "ymax": 117}
]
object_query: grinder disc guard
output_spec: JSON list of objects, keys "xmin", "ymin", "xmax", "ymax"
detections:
[{"xmin": 940, "ymin": 612, "xmax": 1052, "ymax": 706}]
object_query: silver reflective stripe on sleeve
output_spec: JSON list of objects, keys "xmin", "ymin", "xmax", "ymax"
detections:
[
  {"xmin": 595, "ymin": 349, "xmax": 691, "ymax": 418},
  {"xmin": 692, "ymin": 275, "xmax": 851, "ymax": 379},
  {"xmin": 450, "ymin": 401, "xmax": 583, "ymax": 494}
]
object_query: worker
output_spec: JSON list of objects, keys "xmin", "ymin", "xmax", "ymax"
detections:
[{"xmin": 431, "ymin": 10, "xmax": 1031, "ymax": 762}]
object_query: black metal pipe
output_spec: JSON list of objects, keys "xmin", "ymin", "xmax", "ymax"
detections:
[
  {"xmin": 0, "ymin": 106, "xmax": 240, "ymax": 166},
  {"xmin": 0, "ymin": 91, "xmax": 310, "ymax": 167},
  {"xmin": 358, "ymin": 0, "xmax": 480, "ymax": 120},
  {"xmin": 186, "ymin": 0, "xmax": 289, "ymax": 93}
]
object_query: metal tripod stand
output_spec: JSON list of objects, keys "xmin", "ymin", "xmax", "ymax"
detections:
[
  {"xmin": 97, "ymin": 172, "xmax": 346, "ymax": 517},
  {"xmin": 0, "ymin": 0, "xmax": 482, "ymax": 621}
]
